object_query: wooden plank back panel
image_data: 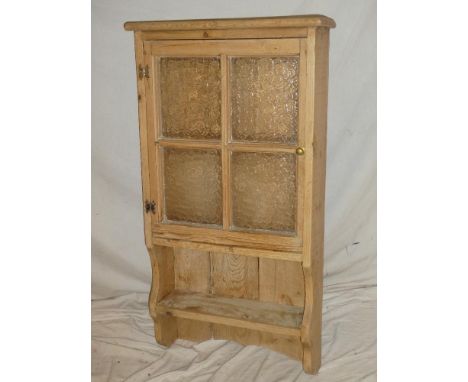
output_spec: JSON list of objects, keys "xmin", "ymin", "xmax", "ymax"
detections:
[
  {"xmin": 259, "ymin": 259, "xmax": 304, "ymax": 307},
  {"xmin": 173, "ymin": 248, "xmax": 212, "ymax": 341},
  {"xmin": 210, "ymin": 253, "xmax": 259, "ymax": 299},
  {"xmin": 210, "ymin": 252, "xmax": 260, "ymax": 346},
  {"xmin": 174, "ymin": 248, "xmax": 211, "ymax": 292}
]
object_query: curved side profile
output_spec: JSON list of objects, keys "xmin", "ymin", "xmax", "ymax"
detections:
[{"xmin": 148, "ymin": 246, "xmax": 177, "ymax": 346}]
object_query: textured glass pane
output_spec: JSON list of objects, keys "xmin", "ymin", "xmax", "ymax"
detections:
[
  {"xmin": 164, "ymin": 148, "xmax": 222, "ymax": 225},
  {"xmin": 160, "ymin": 57, "xmax": 221, "ymax": 140},
  {"xmin": 231, "ymin": 152, "xmax": 296, "ymax": 232},
  {"xmin": 230, "ymin": 57, "xmax": 299, "ymax": 144}
]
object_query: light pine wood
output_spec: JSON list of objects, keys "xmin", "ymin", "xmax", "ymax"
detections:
[
  {"xmin": 173, "ymin": 248, "xmax": 212, "ymax": 341},
  {"xmin": 221, "ymin": 55, "xmax": 231, "ymax": 230},
  {"xmin": 157, "ymin": 291, "xmax": 303, "ymax": 336},
  {"xmin": 153, "ymin": 238, "xmax": 302, "ymax": 262},
  {"xmin": 259, "ymin": 259, "xmax": 305, "ymax": 307},
  {"xmin": 143, "ymin": 54, "xmax": 163, "ymax": 224},
  {"xmin": 157, "ymin": 139, "xmax": 220, "ymax": 150},
  {"xmin": 141, "ymin": 27, "xmax": 309, "ymax": 41},
  {"xmin": 124, "ymin": 15, "xmax": 335, "ymax": 31},
  {"xmin": 153, "ymin": 223, "xmax": 301, "ymax": 252},
  {"xmin": 147, "ymin": 246, "xmax": 177, "ymax": 346},
  {"xmin": 300, "ymin": 27, "xmax": 330, "ymax": 374},
  {"xmin": 174, "ymin": 248, "xmax": 211, "ymax": 292},
  {"xmin": 133, "ymin": 32, "xmax": 153, "ymax": 247},
  {"xmin": 227, "ymin": 142, "xmax": 297, "ymax": 153},
  {"xmin": 144, "ymin": 55, "xmax": 163, "ymax": 221},
  {"xmin": 210, "ymin": 253, "xmax": 259, "ymax": 298},
  {"xmin": 210, "ymin": 251, "xmax": 260, "ymax": 343},
  {"xmin": 213, "ymin": 325, "xmax": 303, "ymax": 360},
  {"xmin": 125, "ymin": 16, "xmax": 334, "ymax": 375},
  {"xmin": 149, "ymin": 38, "xmax": 300, "ymax": 56}
]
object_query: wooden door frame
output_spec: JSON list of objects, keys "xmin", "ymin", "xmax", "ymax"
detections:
[{"xmin": 142, "ymin": 37, "xmax": 306, "ymax": 253}]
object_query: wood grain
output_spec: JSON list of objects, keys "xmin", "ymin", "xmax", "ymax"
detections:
[
  {"xmin": 149, "ymin": 39, "xmax": 300, "ymax": 56},
  {"xmin": 173, "ymin": 248, "xmax": 212, "ymax": 340},
  {"xmin": 124, "ymin": 15, "xmax": 336, "ymax": 31},
  {"xmin": 228, "ymin": 142, "xmax": 297, "ymax": 153},
  {"xmin": 156, "ymin": 291, "xmax": 303, "ymax": 336},
  {"xmin": 259, "ymin": 259, "xmax": 304, "ymax": 307},
  {"xmin": 133, "ymin": 32, "xmax": 153, "ymax": 247},
  {"xmin": 175, "ymin": 318, "xmax": 211, "ymax": 342},
  {"xmin": 153, "ymin": 237, "xmax": 301, "ymax": 262},
  {"xmin": 144, "ymin": 51, "xmax": 163, "ymax": 222},
  {"xmin": 147, "ymin": 246, "xmax": 177, "ymax": 346},
  {"xmin": 209, "ymin": 250, "xmax": 260, "ymax": 351},
  {"xmin": 221, "ymin": 55, "xmax": 231, "ymax": 229},
  {"xmin": 153, "ymin": 223, "xmax": 301, "ymax": 252},
  {"xmin": 174, "ymin": 248, "xmax": 210, "ymax": 292},
  {"xmin": 300, "ymin": 27, "xmax": 330, "ymax": 374},
  {"xmin": 210, "ymin": 253, "xmax": 258, "ymax": 299},
  {"xmin": 157, "ymin": 139, "xmax": 220, "ymax": 150},
  {"xmin": 213, "ymin": 325, "xmax": 303, "ymax": 360},
  {"xmin": 140, "ymin": 27, "xmax": 308, "ymax": 41}
]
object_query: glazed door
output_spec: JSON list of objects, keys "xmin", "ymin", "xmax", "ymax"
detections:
[{"xmin": 143, "ymin": 39, "xmax": 305, "ymax": 250}]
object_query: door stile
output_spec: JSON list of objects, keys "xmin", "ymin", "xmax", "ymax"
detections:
[
  {"xmin": 134, "ymin": 33, "xmax": 153, "ymax": 247},
  {"xmin": 221, "ymin": 54, "xmax": 232, "ymax": 230},
  {"xmin": 144, "ymin": 49, "xmax": 163, "ymax": 223}
]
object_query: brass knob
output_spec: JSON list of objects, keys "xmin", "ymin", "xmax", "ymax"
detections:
[{"xmin": 295, "ymin": 147, "xmax": 305, "ymax": 156}]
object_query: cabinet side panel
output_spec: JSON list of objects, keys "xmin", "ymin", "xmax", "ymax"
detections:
[
  {"xmin": 148, "ymin": 246, "xmax": 177, "ymax": 346},
  {"xmin": 173, "ymin": 248, "xmax": 212, "ymax": 340},
  {"xmin": 301, "ymin": 27, "xmax": 330, "ymax": 374},
  {"xmin": 259, "ymin": 259, "xmax": 304, "ymax": 307}
]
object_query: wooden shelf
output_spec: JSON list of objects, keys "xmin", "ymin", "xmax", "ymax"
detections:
[{"xmin": 156, "ymin": 291, "xmax": 304, "ymax": 337}]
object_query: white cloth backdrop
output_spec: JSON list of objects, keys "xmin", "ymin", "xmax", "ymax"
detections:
[{"xmin": 92, "ymin": 0, "xmax": 376, "ymax": 380}]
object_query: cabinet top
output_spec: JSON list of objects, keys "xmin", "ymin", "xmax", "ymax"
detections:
[{"xmin": 124, "ymin": 14, "xmax": 335, "ymax": 32}]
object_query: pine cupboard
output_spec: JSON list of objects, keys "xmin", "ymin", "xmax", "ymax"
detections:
[{"xmin": 124, "ymin": 15, "xmax": 335, "ymax": 374}]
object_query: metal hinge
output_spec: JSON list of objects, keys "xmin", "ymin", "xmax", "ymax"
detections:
[
  {"xmin": 138, "ymin": 65, "xmax": 149, "ymax": 79},
  {"xmin": 144, "ymin": 200, "xmax": 156, "ymax": 214}
]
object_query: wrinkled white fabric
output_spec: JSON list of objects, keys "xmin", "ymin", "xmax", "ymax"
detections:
[
  {"xmin": 92, "ymin": 288, "xmax": 376, "ymax": 381},
  {"xmin": 92, "ymin": 0, "xmax": 376, "ymax": 380}
]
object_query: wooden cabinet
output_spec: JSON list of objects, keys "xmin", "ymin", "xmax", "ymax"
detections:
[{"xmin": 124, "ymin": 15, "xmax": 335, "ymax": 374}]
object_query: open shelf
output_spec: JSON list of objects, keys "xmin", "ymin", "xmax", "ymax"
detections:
[{"xmin": 156, "ymin": 291, "xmax": 304, "ymax": 337}]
